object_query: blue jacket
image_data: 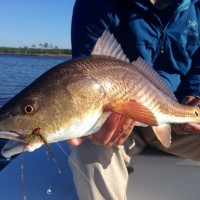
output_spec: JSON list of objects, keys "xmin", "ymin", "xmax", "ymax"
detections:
[{"xmin": 71, "ymin": 0, "xmax": 200, "ymax": 101}]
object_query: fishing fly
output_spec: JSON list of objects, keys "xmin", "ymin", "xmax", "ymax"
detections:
[{"xmin": 28, "ymin": 127, "xmax": 62, "ymax": 174}]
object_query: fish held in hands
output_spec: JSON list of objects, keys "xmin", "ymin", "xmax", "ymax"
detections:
[{"xmin": 1, "ymin": 31, "xmax": 200, "ymax": 158}]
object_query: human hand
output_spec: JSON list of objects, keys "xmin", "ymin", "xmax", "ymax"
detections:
[
  {"xmin": 67, "ymin": 113, "xmax": 135, "ymax": 146},
  {"xmin": 172, "ymin": 96, "xmax": 200, "ymax": 135}
]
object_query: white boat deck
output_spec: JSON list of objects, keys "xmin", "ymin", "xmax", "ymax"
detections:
[
  {"xmin": 127, "ymin": 151, "xmax": 200, "ymax": 200},
  {"xmin": 1, "ymin": 142, "xmax": 200, "ymax": 200}
]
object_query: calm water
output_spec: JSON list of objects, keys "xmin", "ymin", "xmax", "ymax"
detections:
[{"xmin": 0, "ymin": 54, "xmax": 69, "ymax": 107}]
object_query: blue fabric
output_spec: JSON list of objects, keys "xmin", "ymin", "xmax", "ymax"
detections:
[{"xmin": 71, "ymin": 0, "xmax": 200, "ymax": 101}]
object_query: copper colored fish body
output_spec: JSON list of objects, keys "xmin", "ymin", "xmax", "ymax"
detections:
[{"xmin": 0, "ymin": 31, "xmax": 200, "ymax": 158}]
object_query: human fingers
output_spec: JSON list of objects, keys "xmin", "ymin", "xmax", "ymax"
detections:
[
  {"xmin": 172, "ymin": 123, "xmax": 200, "ymax": 135},
  {"xmin": 172, "ymin": 124, "xmax": 187, "ymax": 135},
  {"xmin": 173, "ymin": 96, "xmax": 200, "ymax": 135},
  {"xmin": 181, "ymin": 96, "xmax": 199, "ymax": 105},
  {"xmin": 91, "ymin": 112, "xmax": 121, "ymax": 145},
  {"xmin": 108, "ymin": 120, "xmax": 136, "ymax": 146},
  {"xmin": 67, "ymin": 137, "xmax": 86, "ymax": 146},
  {"xmin": 181, "ymin": 123, "xmax": 200, "ymax": 134},
  {"xmin": 106, "ymin": 117, "xmax": 135, "ymax": 146}
]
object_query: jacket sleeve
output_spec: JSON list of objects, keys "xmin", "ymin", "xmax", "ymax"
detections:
[
  {"xmin": 71, "ymin": 0, "xmax": 117, "ymax": 58},
  {"xmin": 178, "ymin": 47, "xmax": 200, "ymax": 99}
]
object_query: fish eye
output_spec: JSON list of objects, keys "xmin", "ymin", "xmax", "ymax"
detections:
[{"xmin": 24, "ymin": 104, "xmax": 36, "ymax": 114}]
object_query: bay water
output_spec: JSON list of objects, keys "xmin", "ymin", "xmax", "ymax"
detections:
[{"xmin": 0, "ymin": 54, "xmax": 69, "ymax": 107}]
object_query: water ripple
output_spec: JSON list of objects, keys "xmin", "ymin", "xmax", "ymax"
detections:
[{"xmin": 0, "ymin": 54, "xmax": 68, "ymax": 108}]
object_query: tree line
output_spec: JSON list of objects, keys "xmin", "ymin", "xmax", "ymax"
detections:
[{"xmin": 0, "ymin": 42, "xmax": 71, "ymax": 56}]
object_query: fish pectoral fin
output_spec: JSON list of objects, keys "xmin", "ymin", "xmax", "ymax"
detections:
[
  {"xmin": 152, "ymin": 124, "xmax": 171, "ymax": 148},
  {"xmin": 111, "ymin": 100, "xmax": 158, "ymax": 126}
]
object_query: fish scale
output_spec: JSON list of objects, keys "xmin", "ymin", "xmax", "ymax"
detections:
[{"xmin": 70, "ymin": 55, "xmax": 199, "ymax": 124}]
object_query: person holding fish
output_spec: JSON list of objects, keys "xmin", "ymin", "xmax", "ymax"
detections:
[
  {"xmin": 0, "ymin": 0, "xmax": 200, "ymax": 199},
  {"xmin": 68, "ymin": 0, "xmax": 200, "ymax": 199}
]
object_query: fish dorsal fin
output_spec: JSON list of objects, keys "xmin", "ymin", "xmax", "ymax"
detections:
[
  {"xmin": 91, "ymin": 30, "xmax": 129, "ymax": 63},
  {"xmin": 132, "ymin": 57, "xmax": 177, "ymax": 101}
]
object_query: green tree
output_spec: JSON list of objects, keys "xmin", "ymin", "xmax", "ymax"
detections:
[
  {"xmin": 50, "ymin": 43, "xmax": 54, "ymax": 49},
  {"xmin": 44, "ymin": 42, "xmax": 49, "ymax": 49},
  {"xmin": 23, "ymin": 46, "xmax": 28, "ymax": 54},
  {"xmin": 54, "ymin": 46, "xmax": 60, "ymax": 55},
  {"xmin": 39, "ymin": 43, "xmax": 44, "ymax": 54}
]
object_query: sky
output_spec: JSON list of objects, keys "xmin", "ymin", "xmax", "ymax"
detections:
[{"xmin": 0, "ymin": 0, "xmax": 75, "ymax": 49}]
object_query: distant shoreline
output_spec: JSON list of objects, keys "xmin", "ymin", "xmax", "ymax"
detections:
[
  {"xmin": 0, "ymin": 46, "xmax": 72, "ymax": 58},
  {"xmin": 0, "ymin": 52, "xmax": 72, "ymax": 58}
]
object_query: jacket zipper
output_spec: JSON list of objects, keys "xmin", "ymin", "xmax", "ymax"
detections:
[
  {"xmin": 153, "ymin": 31, "xmax": 166, "ymax": 62},
  {"xmin": 151, "ymin": 1, "xmax": 192, "ymax": 63}
]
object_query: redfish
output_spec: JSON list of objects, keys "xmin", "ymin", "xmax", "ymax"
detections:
[{"xmin": 0, "ymin": 31, "xmax": 200, "ymax": 158}]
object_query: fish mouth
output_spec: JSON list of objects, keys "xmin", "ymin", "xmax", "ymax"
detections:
[
  {"xmin": 0, "ymin": 130, "xmax": 26, "ymax": 143},
  {"xmin": 1, "ymin": 140, "xmax": 27, "ymax": 158},
  {"xmin": 0, "ymin": 131, "xmax": 26, "ymax": 158},
  {"xmin": 0, "ymin": 131, "xmax": 42, "ymax": 158}
]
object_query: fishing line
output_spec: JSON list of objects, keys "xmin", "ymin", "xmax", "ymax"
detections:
[
  {"xmin": 21, "ymin": 148, "xmax": 27, "ymax": 200},
  {"xmin": 42, "ymin": 139, "xmax": 62, "ymax": 175},
  {"xmin": 56, "ymin": 142, "xmax": 91, "ymax": 183}
]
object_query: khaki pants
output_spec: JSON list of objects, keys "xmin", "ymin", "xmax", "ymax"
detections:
[{"xmin": 69, "ymin": 127, "xmax": 200, "ymax": 200}]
